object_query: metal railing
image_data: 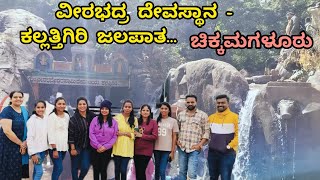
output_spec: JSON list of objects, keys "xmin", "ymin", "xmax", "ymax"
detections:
[{"xmin": 71, "ymin": 106, "xmax": 141, "ymax": 116}]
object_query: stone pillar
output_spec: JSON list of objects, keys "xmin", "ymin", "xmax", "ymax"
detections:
[
  {"xmin": 32, "ymin": 83, "xmax": 39, "ymax": 100},
  {"xmin": 71, "ymin": 41, "xmax": 96, "ymax": 71}
]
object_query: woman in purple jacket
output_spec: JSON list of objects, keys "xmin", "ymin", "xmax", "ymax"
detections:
[{"xmin": 89, "ymin": 100, "xmax": 118, "ymax": 180}]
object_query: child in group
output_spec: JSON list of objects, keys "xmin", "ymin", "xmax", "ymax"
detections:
[{"xmin": 27, "ymin": 100, "xmax": 49, "ymax": 180}]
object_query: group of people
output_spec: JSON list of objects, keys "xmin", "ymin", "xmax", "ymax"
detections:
[{"xmin": 0, "ymin": 91, "xmax": 238, "ymax": 180}]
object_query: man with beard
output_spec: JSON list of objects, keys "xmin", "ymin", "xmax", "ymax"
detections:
[
  {"xmin": 207, "ymin": 94, "xmax": 238, "ymax": 180},
  {"xmin": 176, "ymin": 94, "xmax": 210, "ymax": 180}
]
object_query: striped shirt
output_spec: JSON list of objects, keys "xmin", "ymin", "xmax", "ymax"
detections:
[
  {"xmin": 177, "ymin": 109, "xmax": 210, "ymax": 153},
  {"xmin": 68, "ymin": 111, "xmax": 96, "ymax": 149},
  {"xmin": 208, "ymin": 108, "xmax": 238, "ymax": 152}
]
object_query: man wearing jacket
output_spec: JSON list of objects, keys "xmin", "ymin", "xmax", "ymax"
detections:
[{"xmin": 207, "ymin": 94, "xmax": 238, "ymax": 180}]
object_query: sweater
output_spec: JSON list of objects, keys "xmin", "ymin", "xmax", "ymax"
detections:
[
  {"xmin": 26, "ymin": 114, "xmax": 49, "ymax": 156},
  {"xmin": 208, "ymin": 108, "xmax": 238, "ymax": 153},
  {"xmin": 68, "ymin": 111, "xmax": 96, "ymax": 149},
  {"xmin": 89, "ymin": 116, "xmax": 118, "ymax": 150},
  {"xmin": 134, "ymin": 119, "xmax": 158, "ymax": 156},
  {"xmin": 112, "ymin": 114, "xmax": 138, "ymax": 158}
]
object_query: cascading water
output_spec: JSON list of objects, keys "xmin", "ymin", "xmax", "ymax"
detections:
[
  {"xmin": 233, "ymin": 89, "xmax": 260, "ymax": 180},
  {"xmin": 274, "ymin": 105, "xmax": 299, "ymax": 180},
  {"xmin": 232, "ymin": 91, "xmax": 306, "ymax": 180},
  {"xmin": 149, "ymin": 85, "xmax": 163, "ymax": 116},
  {"xmin": 276, "ymin": 115, "xmax": 286, "ymax": 179},
  {"xmin": 292, "ymin": 117, "xmax": 297, "ymax": 179}
]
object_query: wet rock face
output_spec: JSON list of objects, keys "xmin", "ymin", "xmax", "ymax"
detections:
[
  {"xmin": 0, "ymin": 9, "xmax": 49, "ymax": 96},
  {"xmin": 307, "ymin": 70, "xmax": 320, "ymax": 91},
  {"xmin": 277, "ymin": 99, "xmax": 301, "ymax": 120},
  {"xmin": 246, "ymin": 84, "xmax": 320, "ymax": 179},
  {"xmin": 165, "ymin": 58, "xmax": 249, "ymax": 114}
]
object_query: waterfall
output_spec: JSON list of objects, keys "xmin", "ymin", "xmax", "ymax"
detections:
[
  {"xmin": 274, "ymin": 108, "xmax": 298, "ymax": 179},
  {"xmin": 149, "ymin": 85, "xmax": 163, "ymax": 117},
  {"xmin": 292, "ymin": 117, "xmax": 297, "ymax": 179},
  {"xmin": 276, "ymin": 116, "xmax": 286, "ymax": 179},
  {"xmin": 233, "ymin": 89, "xmax": 260, "ymax": 180}
]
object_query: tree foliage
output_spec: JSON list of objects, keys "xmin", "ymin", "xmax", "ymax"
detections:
[{"xmin": 1, "ymin": 0, "xmax": 319, "ymax": 76}]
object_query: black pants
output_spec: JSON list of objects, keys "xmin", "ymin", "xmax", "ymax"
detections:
[
  {"xmin": 113, "ymin": 155, "xmax": 130, "ymax": 180},
  {"xmin": 91, "ymin": 149, "xmax": 112, "ymax": 180},
  {"xmin": 22, "ymin": 164, "xmax": 29, "ymax": 178},
  {"xmin": 133, "ymin": 155, "xmax": 151, "ymax": 180}
]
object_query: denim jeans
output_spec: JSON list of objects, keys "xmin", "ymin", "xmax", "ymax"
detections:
[
  {"xmin": 154, "ymin": 150, "xmax": 170, "ymax": 180},
  {"xmin": 207, "ymin": 149, "xmax": 236, "ymax": 180},
  {"xmin": 49, "ymin": 150, "xmax": 66, "ymax": 180},
  {"xmin": 178, "ymin": 147, "xmax": 200, "ymax": 180},
  {"xmin": 113, "ymin": 155, "xmax": 130, "ymax": 180},
  {"xmin": 33, "ymin": 151, "xmax": 46, "ymax": 180},
  {"xmin": 70, "ymin": 148, "xmax": 91, "ymax": 180}
]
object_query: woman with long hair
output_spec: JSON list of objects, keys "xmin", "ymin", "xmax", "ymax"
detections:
[
  {"xmin": 68, "ymin": 97, "xmax": 96, "ymax": 180},
  {"xmin": 112, "ymin": 100, "xmax": 138, "ymax": 180},
  {"xmin": 134, "ymin": 104, "xmax": 158, "ymax": 180},
  {"xmin": 27, "ymin": 100, "xmax": 49, "ymax": 180},
  {"xmin": 154, "ymin": 102, "xmax": 179, "ymax": 180},
  {"xmin": 89, "ymin": 100, "xmax": 118, "ymax": 180},
  {"xmin": 0, "ymin": 91, "xmax": 26, "ymax": 180},
  {"xmin": 48, "ymin": 97, "xmax": 70, "ymax": 180}
]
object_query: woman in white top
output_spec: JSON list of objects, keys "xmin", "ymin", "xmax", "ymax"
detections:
[
  {"xmin": 27, "ymin": 100, "xmax": 49, "ymax": 180},
  {"xmin": 48, "ymin": 97, "xmax": 70, "ymax": 180}
]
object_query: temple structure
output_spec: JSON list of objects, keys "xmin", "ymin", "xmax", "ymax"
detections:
[{"xmin": 23, "ymin": 42, "xmax": 130, "ymax": 107}]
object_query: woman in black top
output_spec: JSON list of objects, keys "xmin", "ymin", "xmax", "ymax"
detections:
[{"xmin": 68, "ymin": 97, "xmax": 96, "ymax": 180}]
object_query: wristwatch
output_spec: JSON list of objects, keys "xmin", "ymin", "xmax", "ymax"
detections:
[{"xmin": 52, "ymin": 148, "xmax": 57, "ymax": 151}]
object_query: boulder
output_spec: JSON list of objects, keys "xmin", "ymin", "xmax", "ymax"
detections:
[
  {"xmin": 307, "ymin": 5, "xmax": 320, "ymax": 33},
  {"xmin": 307, "ymin": 70, "xmax": 320, "ymax": 91},
  {"xmin": 240, "ymin": 69, "xmax": 249, "ymax": 77},
  {"xmin": 251, "ymin": 75, "xmax": 272, "ymax": 84},
  {"xmin": 275, "ymin": 63, "xmax": 292, "ymax": 80},
  {"xmin": 289, "ymin": 70, "xmax": 308, "ymax": 82},
  {"xmin": 0, "ymin": 9, "xmax": 50, "ymax": 97},
  {"xmin": 165, "ymin": 58, "xmax": 249, "ymax": 114}
]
